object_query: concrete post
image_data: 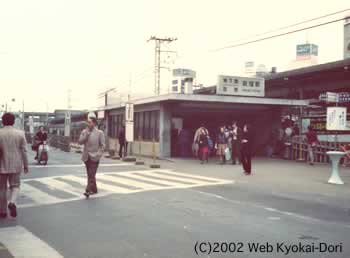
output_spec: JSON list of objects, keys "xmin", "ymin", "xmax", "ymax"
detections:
[{"xmin": 159, "ymin": 103, "xmax": 171, "ymax": 158}]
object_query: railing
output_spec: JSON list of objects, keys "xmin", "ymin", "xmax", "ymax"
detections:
[{"xmin": 290, "ymin": 136, "xmax": 349, "ymax": 164}]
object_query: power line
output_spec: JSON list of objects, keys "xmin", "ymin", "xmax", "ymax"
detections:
[
  {"xmin": 223, "ymin": 8, "xmax": 350, "ymax": 46},
  {"xmin": 212, "ymin": 17, "xmax": 346, "ymax": 52}
]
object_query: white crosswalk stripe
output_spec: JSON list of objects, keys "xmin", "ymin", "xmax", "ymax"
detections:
[
  {"xmin": 0, "ymin": 226, "xmax": 64, "ymax": 258},
  {"xmin": 17, "ymin": 170, "xmax": 233, "ymax": 208}
]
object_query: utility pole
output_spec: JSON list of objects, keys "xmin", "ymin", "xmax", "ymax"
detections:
[{"xmin": 147, "ymin": 36, "xmax": 177, "ymax": 95}]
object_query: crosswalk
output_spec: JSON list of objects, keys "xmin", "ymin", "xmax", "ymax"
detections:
[{"xmin": 18, "ymin": 170, "xmax": 232, "ymax": 208}]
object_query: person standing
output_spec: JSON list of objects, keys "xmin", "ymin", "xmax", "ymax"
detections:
[
  {"xmin": 305, "ymin": 125, "xmax": 318, "ymax": 165},
  {"xmin": 231, "ymin": 121, "xmax": 242, "ymax": 165},
  {"xmin": 241, "ymin": 124, "xmax": 253, "ymax": 175},
  {"xmin": 197, "ymin": 129, "xmax": 209, "ymax": 164},
  {"xmin": 0, "ymin": 113, "xmax": 29, "ymax": 218},
  {"xmin": 79, "ymin": 116, "xmax": 105, "ymax": 198},
  {"xmin": 216, "ymin": 126, "xmax": 227, "ymax": 164},
  {"xmin": 118, "ymin": 125, "xmax": 127, "ymax": 158}
]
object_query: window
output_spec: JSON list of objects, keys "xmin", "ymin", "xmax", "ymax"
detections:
[
  {"xmin": 223, "ymin": 78, "xmax": 227, "ymax": 83},
  {"xmin": 243, "ymin": 81, "xmax": 247, "ymax": 86},
  {"xmin": 172, "ymin": 80, "xmax": 178, "ymax": 85},
  {"xmin": 172, "ymin": 86, "xmax": 178, "ymax": 92},
  {"xmin": 223, "ymin": 87, "xmax": 227, "ymax": 92},
  {"xmin": 107, "ymin": 114, "xmax": 124, "ymax": 138},
  {"xmin": 143, "ymin": 112, "xmax": 150, "ymax": 140},
  {"xmin": 255, "ymin": 81, "xmax": 260, "ymax": 87},
  {"xmin": 249, "ymin": 81, "xmax": 254, "ymax": 87},
  {"xmin": 234, "ymin": 79, "xmax": 239, "ymax": 84},
  {"xmin": 134, "ymin": 111, "xmax": 160, "ymax": 141},
  {"xmin": 181, "ymin": 80, "xmax": 185, "ymax": 86},
  {"xmin": 229, "ymin": 78, "xmax": 232, "ymax": 83},
  {"xmin": 234, "ymin": 88, "xmax": 238, "ymax": 92}
]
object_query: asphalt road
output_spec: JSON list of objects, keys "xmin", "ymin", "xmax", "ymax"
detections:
[{"xmin": 0, "ymin": 148, "xmax": 349, "ymax": 258}]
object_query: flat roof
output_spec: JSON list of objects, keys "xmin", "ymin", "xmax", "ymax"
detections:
[
  {"xmin": 265, "ymin": 58, "xmax": 350, "ymax": 81},
  {"xmin": 99, "ymin": 93, "xmax": 308, "ymax": 111}
]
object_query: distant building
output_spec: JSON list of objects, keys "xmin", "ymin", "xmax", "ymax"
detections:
[
  {"xmin": 244, "ymin": 61, "xmax": 255, "ymax": 77},
  {"xmin": 344, "ymin": 16, "xmax": 350, "ymax": 59},
  {"xmin": 171, "ymin": 68, "xmax": 196, "ymax": 94}
]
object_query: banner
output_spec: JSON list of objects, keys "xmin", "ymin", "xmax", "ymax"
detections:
[
  {"xmin": 125, "ymin": 103, "xmax": 134, "ymax": 142},
  {"xmin": 327, "ymin": 107, "xmax": 347, "ymax": 131}
]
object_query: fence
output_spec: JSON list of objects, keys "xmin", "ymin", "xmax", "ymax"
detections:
[{"xmin": 290, "ymin": 136, "xmax": 350, "ymax": 164}]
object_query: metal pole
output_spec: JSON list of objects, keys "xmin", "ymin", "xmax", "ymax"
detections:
[{"xmin": 22, "ymin": 100, "xmax": 25, "ymax": 130}]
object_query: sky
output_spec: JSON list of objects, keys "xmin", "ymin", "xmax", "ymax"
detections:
[{"xmin": 0, "ymin": 0, "xmax": 349, "ymax": 112}]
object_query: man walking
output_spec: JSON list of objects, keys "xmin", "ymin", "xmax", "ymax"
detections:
[
  {"xmin": 0, "ymin": 113, "xmax": 29, "ymax": 218},
  {"xmin": 79, "ymin": 116, "xmax": 105, "ymax": 198}
]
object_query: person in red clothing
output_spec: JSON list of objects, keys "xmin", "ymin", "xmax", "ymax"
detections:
[
  {"xmin": 341, "ymin": 144, "xmax": 350, "ymax": 167},
  {"xmin": 305, "ymin": 125, "xmax": 318, "ymax": 165}
]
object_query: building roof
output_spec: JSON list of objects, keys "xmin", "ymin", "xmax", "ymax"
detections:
[
  {"xmin": 99, "ymin": 93, "xmax": 308, "ymax": 111},
  {"xmin": 265, "ymin": 58, "xmax": 350, "ymax": 87}
]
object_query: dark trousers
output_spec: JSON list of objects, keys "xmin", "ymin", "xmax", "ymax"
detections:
[
  {"xmin": 231, "ymin": 140, "xmax": 241, "ymax": 164},
  {"xmin": 119, "ymin": 142, "xmax": 128, "ymax": 158},
  {"xmin": 84, "ymin": 158, "xmax": 99, "ymax": 193},
  {"xmin": 241, "ymin": 144, "xmax": 252, "ymax": 173},
  {"xmin": 0, "ymin": 173, "xmax": 20, "ymax": 214}
]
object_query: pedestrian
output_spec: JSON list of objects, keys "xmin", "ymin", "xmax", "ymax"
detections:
[
  {"xmin": 118, "ymin": 125, "xmax": 127, "ymax": 158},
  {"xmin": 231, "ymin": 121, "xmax": 242, "ymax": 165},
  {"xmin": 241, "ymin": 124, "xmax": 253, "ymax": 175},
  {"xmin": 193, "ymin": 125, "xmax": 208, "ymax": 157},
  {"xmin": 197, "ymin": 129, "xmax": 209, "ymax": 164},
  {"xmin": 305, "ymin": 125, "xmax": 318, "ymax": 165},
  {"xmin": 33, "ymin": 126, "xmax": 47, "ymax": 160},
  {"xmin": 216, "ymin": 126, "xmax": 227, "ymax": 164},
  {"xmin": 0, "ymin": 113, "xmax": 29, "ymax": 218},
  {"xmin": 78, "ymin": 116, "xmax": 105, "ymax": 198}
]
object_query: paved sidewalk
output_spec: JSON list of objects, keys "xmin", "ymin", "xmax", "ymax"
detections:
[{"xmin": 136, "ymin": 156, "xmax": 350, "ymax": 209}]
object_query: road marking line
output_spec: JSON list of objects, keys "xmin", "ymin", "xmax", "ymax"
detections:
[
  {"xmin": 36, "ymin": 178, "xmax": 82, "ymax": 197},
  {"xmin": 144, "ymin": 171, "xmax": 219, "ymax": 185},
  {"xmin": 63, "ymin": 175, "xmax": 132, "ymax": 193},
  {"xmin": 29, "ymin": 163, "xmax": 131, "ymax": 168},
  {"xmin": 125, "ymin": 173, "xmax": 184, "ymax": 187},
  {"xmin": 156, "ymin": 170, "xmax": 225, "ymax": 182},
  {"xmin": 21, "ymin": 183, "xmax": 61, "ymax": 204},
  {"xmin": 0, "ymin": 226, "xmax": 64, "ymax": 258},
  {"xmin": 97, "ymin": 174, "xmax": 162, "ymax": 190},
  {"xmin": 17, "ymin": 170, "xmax": 233, "ymax": 208}
]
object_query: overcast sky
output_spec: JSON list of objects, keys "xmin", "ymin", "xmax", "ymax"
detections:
[{"xmin": 0, "ymin": 0, "xmax": 349, "ymax": 112}]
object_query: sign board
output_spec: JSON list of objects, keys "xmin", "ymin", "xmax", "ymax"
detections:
[
  {"xmin": 29, "ymin": 116, "xmax": 34, "ymax": 134},
  {"xmin": 97, "ymin": 110, "xmax": 105, "ymax": 119},
  {"xmin": 296, "ymin": 43, "xmax": 318, "ymax": 57},
  {"xmin": 125, "ymin": 103, "xmax": 134, "ymax": 122},
  {"xmin": 173, "ymin": 68, "xmax": 196, "ymax": 78},
  {"xmin": 64, "ymin": 111, "xmax": 71, "ymax": 136},
  {"xmin": 327, "ymin": 107, "xmax": 347, "ymax": 130},
  {"xmin": 319, "ymin": 92, "xmax": 340, "ymax": 103},
  {"xmin": 125, "ymin": 121, "xmax": 134, "ymax": 142},
  {"xmin": 216, "ymin": 75, "xmax": 265, "ymax": 97},
  {"xmin": 125, "ymin": 103, "xmax": 134, "ymax": 142}
]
